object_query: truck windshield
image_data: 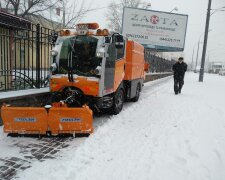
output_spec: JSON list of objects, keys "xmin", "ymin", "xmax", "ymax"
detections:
[{"xmin": 58, "ymin": 35, "xmax": 102, "ymax": 77}]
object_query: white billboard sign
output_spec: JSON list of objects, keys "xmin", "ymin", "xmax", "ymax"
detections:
[{"xmin": 122, "ymin": 7, "xmax": 188, "ymax": 51}]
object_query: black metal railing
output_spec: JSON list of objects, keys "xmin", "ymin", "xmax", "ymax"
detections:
[
  {"xmin": 145, "ymin": 51, "xmax": 176, "ymax": 73},
  {"xmin": 0, "ymin": 23, "xmax": 56, "ymax": 92}
]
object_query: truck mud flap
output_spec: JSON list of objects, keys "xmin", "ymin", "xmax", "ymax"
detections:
[
  {"xmin": 1, "ymin": 107, "xmax": 48, "ymax": 134},
  {"xmin": 48, "ymin": 105, "xmax": 93, "ymax": 135}
]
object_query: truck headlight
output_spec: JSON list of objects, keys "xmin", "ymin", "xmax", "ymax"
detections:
[
  {"xmin": 50, "ymin": 63, "xmax": 57, "ymax": 72},
  {"xmin": 50, "ymin": 50, "xmax": 58, "ymax": 56},
  {"xmin": 96, "ymin": 52, "xmax": 104, "ymax": 57},
  {"xmin": 96, "ymin": 47, "xmax": 104, "ymax": 57}
]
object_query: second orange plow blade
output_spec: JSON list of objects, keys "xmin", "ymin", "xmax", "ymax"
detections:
[{"xmin": 48, "ymin": 105, "xmax": 93, "ymax": 135}]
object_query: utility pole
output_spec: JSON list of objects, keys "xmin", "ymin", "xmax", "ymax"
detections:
[
  {"xmin": 60, "ymin": 0, "xmax": 66, "ymax": 28},
  {"xmin": 63, "ymin": 0, "xmax": 65, "ymax": 28},
  {"xmin": 191, "ymin": 48, "xmax": 195, "ymax": 70},
  {"xmin": 199, "ymin": 0, "xmax": 212, "ymax": 82},
  {"xmin": 195, "ymin": 40, "xmax": 201, "ymax": 70}
]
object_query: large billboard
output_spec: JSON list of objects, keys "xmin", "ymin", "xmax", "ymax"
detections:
[{"xmin": 122, "ymin": 7, "xmax": 188, "ymax": 51}]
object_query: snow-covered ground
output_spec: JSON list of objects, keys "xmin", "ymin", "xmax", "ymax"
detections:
[{"xmin": 1, "ymin": 72, "xmax": 225, "ymax": 180}]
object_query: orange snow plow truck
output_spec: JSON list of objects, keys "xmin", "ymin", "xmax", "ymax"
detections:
[{"xmin": 1, "ymin": 23, "xmax": 149, "ymax": 136}]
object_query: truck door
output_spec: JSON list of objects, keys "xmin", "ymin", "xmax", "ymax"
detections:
[
  {"xmin": 103, "ymin": 34, "xmax": 125, "ymax": 95},
  {"xmin": 103, "ymin": 43, "xmax": 116, "ymax": 95}
]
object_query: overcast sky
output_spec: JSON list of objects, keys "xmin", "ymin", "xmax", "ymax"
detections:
[{"xmin": 73, "ymin": 0, "xmax": 225, "ymax": 65}]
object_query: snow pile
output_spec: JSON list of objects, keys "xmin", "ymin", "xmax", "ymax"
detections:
[{"xmin": 15, "ymin": 73, "xmax": 225, "ymax": 180}]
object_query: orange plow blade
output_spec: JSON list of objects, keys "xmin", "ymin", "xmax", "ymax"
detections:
[
  {"xmin": 1, "ymin": 105, "xmax": 93, "ymax": 135},
  {"xmin": 48, "ymin": 105, "xmax": 93, "ymax": 135},
  {"xmin": 1, "ymin": 107, "xmax": 48, "ymax": 134}
]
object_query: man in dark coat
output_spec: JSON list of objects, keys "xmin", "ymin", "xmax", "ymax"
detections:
[{"xmin": 172, "ymin": 57, "xmax": 187, "ymax": 94}]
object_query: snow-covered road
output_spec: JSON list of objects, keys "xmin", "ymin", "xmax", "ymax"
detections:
[{"xmin": 1, "ymin": 72, "xmax": 225, "ymax": 180}]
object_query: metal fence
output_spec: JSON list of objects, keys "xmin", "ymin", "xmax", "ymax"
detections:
[
  {"xmin": 145, "ymin": 51, "xmax": 176, "ymax": 73},
  {"xmin": 0, "ymin": 23, "xmax": 56, "ymax": 92}
]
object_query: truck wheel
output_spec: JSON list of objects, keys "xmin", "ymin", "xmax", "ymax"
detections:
[
  {"xmin": 111, "ymin": 89, "xmax": 124, "ymax": 115},
  {"xmin": 132, "ymin": 83, "xmax": 141, "ymax": 102}
]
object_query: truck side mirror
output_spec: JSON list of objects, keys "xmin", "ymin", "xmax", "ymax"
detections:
[
  {"xmin": 114, "ymin": 34, "xmax": 124, "ymax": 49},
  {"xmin": 115, "ymin": 42, "xmax": 124, "ymax": 49},
  {"xmin": 104, "ymin": 36, "xmax": 111, "ymax": 44}
]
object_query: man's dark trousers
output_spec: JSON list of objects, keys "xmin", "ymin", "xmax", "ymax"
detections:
[{"xmin": 174, "ymin": 76, "xmax": 184, "ymax": 94}]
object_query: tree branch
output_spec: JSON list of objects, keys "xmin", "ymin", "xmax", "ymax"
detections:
[{"xmin": 106, "ymin": 0, "xmax": 148, "ymax": 31}]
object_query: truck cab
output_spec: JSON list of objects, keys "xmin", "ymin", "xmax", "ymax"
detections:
[{"xmin": 49, "ymin": 23, "xmax": 147, "ymax": 114}]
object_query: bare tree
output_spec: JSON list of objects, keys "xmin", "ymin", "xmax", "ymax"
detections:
[
  {"xmin": 63, "ymin": 0, "xmax": 92, "ymax": 28},
  {"xmin": 106, "ymin": 0, "xmax": 150, "ymax": 32},
  {"xmin": 1, "ymin": 0, "xmax": 60, "ymax": 17},
  {"xmin": 0, "ymin": 0, "xmax": 92, "ymax": 29}
]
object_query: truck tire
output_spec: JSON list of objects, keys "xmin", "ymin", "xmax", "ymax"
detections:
[
  {"xmin": 131, "ymin": 83, "xmax": 141, "ymax": 102},
  {"xmin": 111, "ymin": 89, "xmax": 124, "ymax": 115}
]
